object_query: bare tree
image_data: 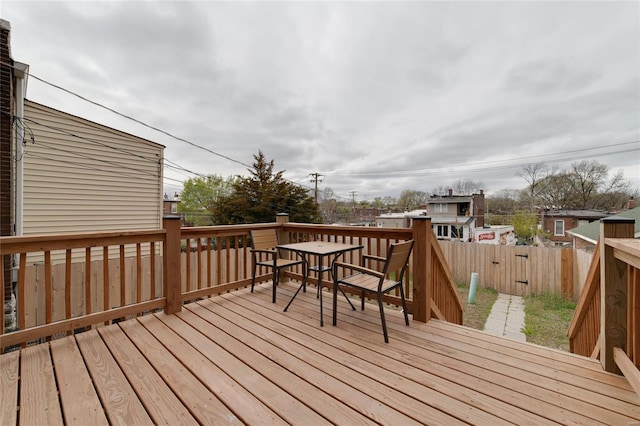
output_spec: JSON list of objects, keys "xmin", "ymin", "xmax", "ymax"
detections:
[
  {"xmin": 319, "ymin": 187, "xmax": 338, "ymax": 223},
  {"xmin": 430, "ymin": 185, "xmax": 449, "ymax": 196},
  {"xmin": 570, "ymin": 160, "xmax": 608, "ymax": 209},
  {"xmin": 397, "ymin": 189, "xmax": 428, "ymax": 210},
  {"xmin": 451, "ymin": 179, "xmax": 485, "ymax": 195},
  {"xmin": 518, "ymin": 162, "xmax": 555, "ymax": 211}
]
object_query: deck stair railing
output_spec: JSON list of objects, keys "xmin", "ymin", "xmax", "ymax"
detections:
[
  {"xmin": 1, "ymin": 215, "xmax": 463, "ymax": 352},
  {"xmin": 567, "ymin": 218, "xmax": 640, "ymax": 396}
]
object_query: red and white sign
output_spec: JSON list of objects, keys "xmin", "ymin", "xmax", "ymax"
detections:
[{"xmin": 477, "ymin": 232, "xmax": 496, "ymax": 241}]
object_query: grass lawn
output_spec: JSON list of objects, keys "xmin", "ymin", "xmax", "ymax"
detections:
[
  {"xmin": 456, "ymin": 283, "xmax": 499, "ymax": 330},
  {"xmin": 522, "ymin": 293, "xmax": 576, "ymax": 351},
  {"xmin": 456, "ymin": 284, "xmax": 576, "ymax": 352}
]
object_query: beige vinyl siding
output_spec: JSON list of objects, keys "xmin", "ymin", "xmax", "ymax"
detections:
[{"xmin": 22, "ymin": 100, "xmax": 164, "ymax": 235}]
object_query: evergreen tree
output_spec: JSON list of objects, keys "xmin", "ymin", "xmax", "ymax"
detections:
[{"xmin": 212, "ymin": 151, "xmax": 320, "ymax": 224}]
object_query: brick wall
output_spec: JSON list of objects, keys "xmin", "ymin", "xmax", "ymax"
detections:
[{"xmin": 1, "ymin": 21, "xmax": 14, "ymax": 305}]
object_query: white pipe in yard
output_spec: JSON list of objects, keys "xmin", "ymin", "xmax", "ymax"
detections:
[{"xmin": 468, "ymin": 272, "xmax": 479, "ymax": 304}]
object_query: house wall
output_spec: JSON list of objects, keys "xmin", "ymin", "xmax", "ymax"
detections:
[
  {"xmin": 376, "ymin": 217, "xmax": 407, "ymax": 228},
  {"xmin": 543, "ymin": 216, "xmax": 578, "ymax": 244},
  {"xmin": 22, "ymin": 100, "xmax": 164, "ymax": 234}
]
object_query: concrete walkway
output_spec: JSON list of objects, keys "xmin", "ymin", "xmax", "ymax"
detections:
[{"xmin": 483, "ymin": 293, "xmax": 527, "ymax": 341}]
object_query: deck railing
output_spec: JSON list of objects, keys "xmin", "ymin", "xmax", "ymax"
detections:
[
  {"xmin": 1, "ymin": 215, "xmax": 462, "ymax": 352},
  {"xmin": 567, "ymin": 240, "xmax": 601, "ymax": 358},
  {"xmin": 0, "ymin": 229, "xmax": 167, "ymax": 349},
  {"xmin": 567, "ymin": 217, "xmax": 640, "ymax": 395}
]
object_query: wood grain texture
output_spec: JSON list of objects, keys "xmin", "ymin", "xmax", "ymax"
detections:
[
  {"xmin": 50, "ymin": 336, "xmax": 108, "ymax": 425},
  {"xmin": 19, "ymin": 344, "xmax": 63, "ymax": 425},
  {"xmin": 75, "ymin": 330, "xmax": 153, "ymax": 425}
]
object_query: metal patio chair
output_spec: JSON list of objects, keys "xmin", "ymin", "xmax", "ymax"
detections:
[
  {"xmin": 250, "ymin": 228, "xmax": 306, "ymax": 303},
  {"xmin": 332, "ymin": 239, "xmax": 414, "ymax": 342}
]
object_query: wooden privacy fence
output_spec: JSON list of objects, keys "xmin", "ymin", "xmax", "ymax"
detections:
[{"xmin": 438, "ymin": 241, "xmax": 578, "ymax": 299}]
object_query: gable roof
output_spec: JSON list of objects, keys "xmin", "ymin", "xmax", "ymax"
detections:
[{"xmin": 567, "ymin": 207, "xmax": 640, "ymax": 243}]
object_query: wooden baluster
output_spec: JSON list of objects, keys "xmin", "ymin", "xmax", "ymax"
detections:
[
  {"xmin": 85, "ymin": 247, "xmax": 91, "ymax": 322},
  {"xmin": 45, "ymin": 251, "xmax": 52, "ymax": 335},
  {"xmin": 65, "ymin": 249, "xmax": 72, "ymax": 334},
  {"xmin": 103, "ymin": 246, "xmax": 109, "ymax": 325},
  {"xmin": 136, "ymin": 243, "xmax": 142, "ymax": 305},
  {"xmin": 150, "ymin": 241, "xmax": 156, "ymax": 299}
]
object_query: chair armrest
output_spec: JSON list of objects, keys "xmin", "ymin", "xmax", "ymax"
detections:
[
  {"xmin": 251, "ymin": 248, "xmax": 276, "ymax": 254},
  {"xmin": 363, "ymin": 254, "xmax": 385, "ymax": 262},
  {"xmin": 333, "ymin": 261, "xmax": 384, "ymax": 278}
]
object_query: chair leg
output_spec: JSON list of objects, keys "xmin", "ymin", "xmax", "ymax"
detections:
[
  {"xmin": 361, "ymin": 290, "xmax": 365, "ymax": 310},
  {"xmin": 251, "ymin": 262, "xmax": 257, "ymax": 293},
  {"xmin": 272, "ymin": 267, "xmax": 278, "ymax": 303},
  {"xmin": 302, "ymin": 261, "xmax": 308, "ymax": 292},
  {"xmin": 332, "ymin": 281, "xmax": 339, "ymax": 326},
  {"xmin": 378, "ymin": 293, "xmax": 389, "ymax": 343},
  {"xmin": 399, "ymin": 285, "xmax": 409, "ymax": 325}
]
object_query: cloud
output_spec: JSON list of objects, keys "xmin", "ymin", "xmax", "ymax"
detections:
[{"xmin": 3, "ymin": 0, "xmax": 639, "ymax": 201}]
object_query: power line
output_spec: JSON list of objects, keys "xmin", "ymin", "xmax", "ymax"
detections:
[
  {"xmin": 323, "ymin": 141, "xmax": 640, "ymax": 178},
  {"xmin": 27, "ymin": 72, "xmax": 254, "ymax": 170}
]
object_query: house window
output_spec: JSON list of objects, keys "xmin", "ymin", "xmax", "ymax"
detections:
[
  {"xmin": 434, "ymin": 203, "xmax": 447, "ymax": 213},
  {"xmin": 554, "ymin": 220, "xmax": 564, "ymax": 236},
  {"xmin": 171, "ymin": 203, "xmax": 178, "ymax": 214},
  {"xmin": 451, "ymin": 226, "xmax": 463, "ymax": 239},
  {"xmin": 435, "ymin": 225, "xmax": 449, "ymax": 238}
]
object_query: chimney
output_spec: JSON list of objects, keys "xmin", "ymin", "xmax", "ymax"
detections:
[
  {"xmin": 627, "ymin": 197, "xmax": 635, "ymax": 210},
  {"xmin": 448, "ymin": 188, "xmax": 453, "ymax": 197}
]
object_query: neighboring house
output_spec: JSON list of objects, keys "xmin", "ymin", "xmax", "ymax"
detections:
[
  {"xmin": 541, "ymin": 209, "xmax": 610, "ymax": 247},
  {"xmin": 163, "ymin": 192, "xmax": 186, "ymax": 224},
  {"xmin": 376, "ymin": 209, "xmax": 426, "ymax": 228},
  {"xmin": 351, "ymin": 207, "xmax": 387, "ymax": 226},
  {"xmin": 567, "ymin": 207, "xmax": 640, "ymax": 253},
  {"xmin": 375, "ymin": 190, "xmax": 485, "ymax": 242},
  {"xmin": 22, "ymin": 100, "xmax": 165, "ymax": 235},
  {"xmin": 424, "ymin": 189, "xmax": 485, "ymax": 241},
  {"xmin": 163, "ymin": 192, "xmax": 181, "ymax": 215},
  {"xmin": 1, "ymin": 19, "xmax": 165, "ymax": 317}
]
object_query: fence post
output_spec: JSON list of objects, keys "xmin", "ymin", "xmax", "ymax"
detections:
[
  {"xmin": 561, "ymin": 248, "xmax": 574, "ymax": 300},
  {"xmin": 412, "ymin": 217, "xmax": 432, "ymax": 323},
  {"xmin": 600, "ymin": 217, "xmax": 634, "ymax": 373},
  {"xmin": 163, "ymin": 216, "xmax": 182, "ymax": 315}
]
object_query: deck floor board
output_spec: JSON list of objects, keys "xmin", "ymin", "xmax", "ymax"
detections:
[{"xmin": 2, "ymin": 281, "xmax": 640, "ymax": 425}]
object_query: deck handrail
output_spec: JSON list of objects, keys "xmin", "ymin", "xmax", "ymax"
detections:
[
  {"xmin": 568, "ymin": 217, "xmax": 640, "ymax": 385},
  {"xmin": 1, "ymin": 229, "xmax": 167, "ymax": 349},
  {"xmin": 1, "ymin": 216, "xmax": 463, "ymax": 351},
  {"xmin": 567, "ymin": 240, "xmax": 601, "ymax": 358}
]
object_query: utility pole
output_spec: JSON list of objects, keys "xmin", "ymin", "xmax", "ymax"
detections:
[
  {"xmin": 349, "ymin": 191, "xmax": 357, "ymax": 208},
  {"xmin": 309, "ymin": 172, "xmax": 324, "ymax": 205}
]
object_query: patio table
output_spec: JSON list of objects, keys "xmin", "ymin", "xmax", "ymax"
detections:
[{"xmin": 277, "ymin": 241, "xmax": 362, "ymax": 326}]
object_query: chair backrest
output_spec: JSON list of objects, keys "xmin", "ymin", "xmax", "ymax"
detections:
[
  {"xmin": 249, "ymin": 228, "xmax": 279, "ymax": 250},
  {"xmin": 382, "ymin": 240, "xmax": 414, "ymax": 278}
]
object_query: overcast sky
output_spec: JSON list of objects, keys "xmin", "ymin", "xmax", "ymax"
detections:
[{"xmin": 3, "ymin": 1, "xmax": 639, "ymax": 202}]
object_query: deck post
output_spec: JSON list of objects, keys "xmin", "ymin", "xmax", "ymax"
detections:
[
  {"xmin": 163, "ymin": 216, "xmax": 182, "ymax": 315},
  {"xmin": 412, "ymin": 217, "xmax": 432, "ymax": 323},
  {"xmin": 600, "ymin": 217, "xmax": 634, "ymax": 373},
  {"xmin": 276, "ymin": 213, "xmax": 290, "ymax": 242}
]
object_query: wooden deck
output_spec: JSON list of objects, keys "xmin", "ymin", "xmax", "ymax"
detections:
[{"xmin": 2, "ymin": 281, "xmax": 639, "ymax": 425}]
